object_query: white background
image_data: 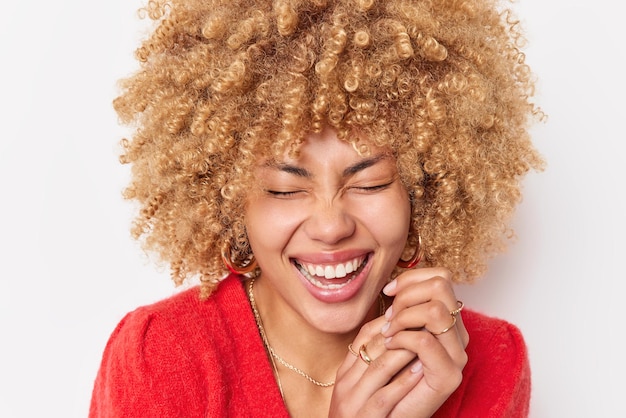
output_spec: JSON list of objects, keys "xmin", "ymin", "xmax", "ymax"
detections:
[{"xmin": 0, "ymin": 1, "xmax": 624, "ymax": 417}]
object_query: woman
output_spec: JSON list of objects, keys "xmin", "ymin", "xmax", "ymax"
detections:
[{"xmin": 90, "ymin": 0, "xmax": 543, "ymax": 416}]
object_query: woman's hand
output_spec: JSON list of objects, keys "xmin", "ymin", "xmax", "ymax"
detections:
[{"xmin": 329, "ymin": 267, "xmax": 469, "ymax": 418}]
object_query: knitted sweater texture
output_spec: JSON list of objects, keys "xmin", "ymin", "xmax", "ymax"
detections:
[{"xmin": 89, "ymin": 274, "xmax": 531, "ymax": 417}]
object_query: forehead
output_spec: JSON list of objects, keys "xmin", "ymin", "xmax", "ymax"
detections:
[{"xmin": 271, "ymin": 126, "xmax": 392, "ymax": 164}]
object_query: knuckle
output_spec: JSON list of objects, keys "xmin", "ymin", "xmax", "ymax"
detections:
[
  {"xmin": 434, "ymin": 267, "xmax": 453, "ymax": 280},
  {"xmin": 390, "ymin": 288, "xmax": 407, "ymax": 307},
  {"xmin": 368, "ymin": 390, "xmax": 392, "ymax": 409},
  {"xmin": 414, "ymin": 330, "xmax": 436, "ymax": 350},
  {"xmin": 430, "ymin": 274, "xmax": 451, "ymax": 292},
  {"xmin": 427, "ymin": 300, "xmax": 450, "ymax": 319},
  {"xmin": 367, "ymin": 356, "xmax": 388, "ymax": 373},
  {"xmin": 434, "ymin": 368, "xmax": 463, "ymax": 396},
  {"xmin": 370, "ymin": 332, "xmax": 386, "ymax": 347},
  {"xmin": 392, "ymin": 309, "xmax": 411, "ymax": 329}
]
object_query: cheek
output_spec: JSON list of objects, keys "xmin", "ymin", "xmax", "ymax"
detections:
[
  {"xmin": 245, "ymin": 198, "xmax": 306, "ymax": 252},
  {"xmin": 357, "ymin": 193, "xmax": 411, "ymax": 246}
]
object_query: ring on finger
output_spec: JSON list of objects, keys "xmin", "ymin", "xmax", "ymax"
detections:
[
  {"xmin": 430, "ymin": 314, "xmax": 457, "ymax": 336},
  {"xmin": 358, "ymin": 344, "xmax": 373, "ymax": 365},
  {"xmin": 450, "ymin": 300, "xmax": 464, "ymax": 316},
  {"xmin": 348, "ymin": 343, "xmax": 358, "ymax": 357}
]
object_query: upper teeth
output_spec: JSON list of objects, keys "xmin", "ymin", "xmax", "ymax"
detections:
[{"xmin": 301, "ymin": 257, "xmax": 364, "ymax": 279}]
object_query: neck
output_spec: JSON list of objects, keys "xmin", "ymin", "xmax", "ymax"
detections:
[
  {"xmin": 247, "ymin": 276, "xmax": 385, "ymax": 417},
  {"xmin": 248, "ymin": 277, "xmax": 384, "ymax": 379},
  {"xmin": 248, "ymin": 278, "xmax": 359, "ymax": 383}
]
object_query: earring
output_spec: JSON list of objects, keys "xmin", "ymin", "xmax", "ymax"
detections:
[
  {"xmin": 221, "ymin": 242, "xmax": 257, "ymax": 274},
  {"xmin": 397, "ymin": 233, "xmax": 423, "ymax": 269}
]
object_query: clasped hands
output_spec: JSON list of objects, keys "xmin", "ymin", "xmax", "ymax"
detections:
[{"xmin": 329, "ymin": 268, "xmax": 469, "ymax": 418}]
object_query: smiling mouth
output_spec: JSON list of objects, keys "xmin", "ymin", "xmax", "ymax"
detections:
[{"xmin": 293, "ymin": 255, "xmax": 370, "ymax": 289}]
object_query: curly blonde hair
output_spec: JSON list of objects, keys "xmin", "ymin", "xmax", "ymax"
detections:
[{"xmin": 115, "ymin": 0, "xmax": 544, "ymax": 296}]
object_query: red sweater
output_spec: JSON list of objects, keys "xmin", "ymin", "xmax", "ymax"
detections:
[{"xmin": 89, "ymin": 274, "xmax": 530, "ymax": 417}]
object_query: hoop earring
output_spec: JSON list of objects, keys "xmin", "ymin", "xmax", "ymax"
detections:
[
  {"xmin": 221, "ymin": 242, "xmax": 257, "ymax": 274},
  {"xmin": 397, "ymin": 233, "xmax": 423, "ymax": 269}
]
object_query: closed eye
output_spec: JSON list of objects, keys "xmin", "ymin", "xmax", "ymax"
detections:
[
  {"xmin": 265, "ymin": 189, "xmax": 302, "ymax": 197},
  {"xmin": 353, "ymin": 182, "xmax": 393, "ymax": 192}
]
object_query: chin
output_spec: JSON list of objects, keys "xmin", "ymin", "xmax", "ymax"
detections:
[{"xmin": 305, "ymin": 304, "xmax": 371, "ymax": 335}]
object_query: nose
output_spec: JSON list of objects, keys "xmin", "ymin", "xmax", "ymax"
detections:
[{"xmin": 303, "ymin": 199, "xmax": 356, "ymax": 245}]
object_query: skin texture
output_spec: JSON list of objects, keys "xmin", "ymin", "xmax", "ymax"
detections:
[{"xmin": 245, "ymin": 127, "xmax": 468, "ymax": 416}]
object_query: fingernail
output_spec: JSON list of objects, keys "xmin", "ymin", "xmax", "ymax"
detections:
[
  {"xmin": 411, "ymin": 360, "xmax": 423, "ymax": 374},
  {"xmin": 384, "ymin": 305, "xmax": 393, "ymax": 319},
  {"xmin": 383, "ymin": 279, "xmax": 396, "ymax": 295},
  {"xmin": 381, "ymin": 322, "xmax": 390, "ymax": 334}
]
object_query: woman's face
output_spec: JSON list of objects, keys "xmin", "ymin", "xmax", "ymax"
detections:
[{"xmin": 245, "ymin": 126, "xmax": 411, "ymax": 334}]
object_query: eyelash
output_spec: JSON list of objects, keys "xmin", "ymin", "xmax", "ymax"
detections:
[
  {"xmin": 266, "ymin": 190, "xmax": 300, "ymax": 197},
  {"xmin": 357, "ymin": 182, "xmax": 392, "ymax": 192},
  {"xmin": 265, "ymin": 182, "xmax": 392, "ymax": 197}
]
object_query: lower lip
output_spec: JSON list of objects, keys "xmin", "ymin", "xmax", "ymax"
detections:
[{"xmin": 293, "ymin": 256, "xmax": 373, "ymax": 304}]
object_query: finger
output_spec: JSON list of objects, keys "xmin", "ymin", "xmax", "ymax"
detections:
[
  {"xmin": 386, "ymin": 273, "xmax": 457, "ymax": 321},
  {"xmin": 333, "ymin": 339, "xmax": 419, "ymax": 416},
  {"xmin": 382, "ymin": 299, "xmax": 454, "ymax": 337},
  {"xmin": 341, "ymin": 332, "xmax": 389, "ymax": 383},
  {"xmin": 382, "ymin": 300, "xmax": 468, "ymax": 365},
  {"xmin": 385, "ymin": 326, "xmax": 468, "ymax": 370},
  {"xmin": 382, "ymin": 267, "xmax": 453, "ymax": 298},
  {"xmin": 337, "ymin": 316, "xmax": 388, "ymax": 378},
  {"xmin": 349, "ymin": 347, "xmax": 421, "ymax": 411},
  {"xmin": 358, "ymin": 358, "xmax": 425, "ymax": 417},
  {"xmin": 392, "ymin": 331, "xmax": 467, "ymax": 397},
  {"xmin": 378, "ymin": 336, "xmax": 463, "ymax": 418},
  {"xmin": 342, "ymin": 332, "xmax": 415, "ymax": 390},
  {"xmin": 384, "ymin": 272, "xmax": 470, "ymax": 349},
  {"xmin": 330, "ymin": 355, "xmax": 422, "ymax": 418}
]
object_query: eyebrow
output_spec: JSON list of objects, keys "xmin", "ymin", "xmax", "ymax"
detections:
[
  {"xmin": 270, "ymin": 154, "xmax": 387, "ymax": 178},
  {"xmin": 273, "ymin": 163, "xmax": 312, "ymax": 178},
  {"xmin": 342, "ymin": 154, "xmax": 386, "ymax": 177}
]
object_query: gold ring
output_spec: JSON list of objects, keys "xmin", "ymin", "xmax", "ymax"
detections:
[
  {"xmin": 430, "ymin": 314, "xmax": 457, "ymax": 336},
  {"xmin": 348, "ymin": 343, "xmax": 358, "ymax": 357},
  {"xmin": 358, "ymin": 344, "xmax": 372, "ymax": 365},
  {"xmin": 450, "ymin": 300, "xmax": 464, "ymax": 316}
]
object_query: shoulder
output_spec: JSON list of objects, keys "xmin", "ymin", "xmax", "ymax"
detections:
[
  {"xmin": 89, "ymin": 275, "xmax": 251, "ymax": 417},
  {"xmin": 93, "ymin": 274, "xmax": 251, "ymax": 384},
  {"xmin": 461, "ymin": 309, "xmax": 530, "ymax": 388},
  {"xmin": 437, "ymin": 309, "xmax": 531, "ymax": 418},
  {"xmin": 114, "ymin": 274, "xmax": 246, "ymax": 339},
  {"xmin": 462, "ymin": 309, "xmax": 527, "ymax": 356}
]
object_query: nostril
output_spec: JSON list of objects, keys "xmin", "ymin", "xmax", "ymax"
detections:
[{"xmin": 303, "ymin": 209, "xmax": 357, "ymax": 244}]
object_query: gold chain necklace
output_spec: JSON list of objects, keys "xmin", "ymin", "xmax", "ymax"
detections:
[
  {"xmin": 248, "ymin": 278, "xmax": 335, "ymax": 388},
  {"xmin": 247, "ymin": 278, "xmax": 387, "ymax": 389}
]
